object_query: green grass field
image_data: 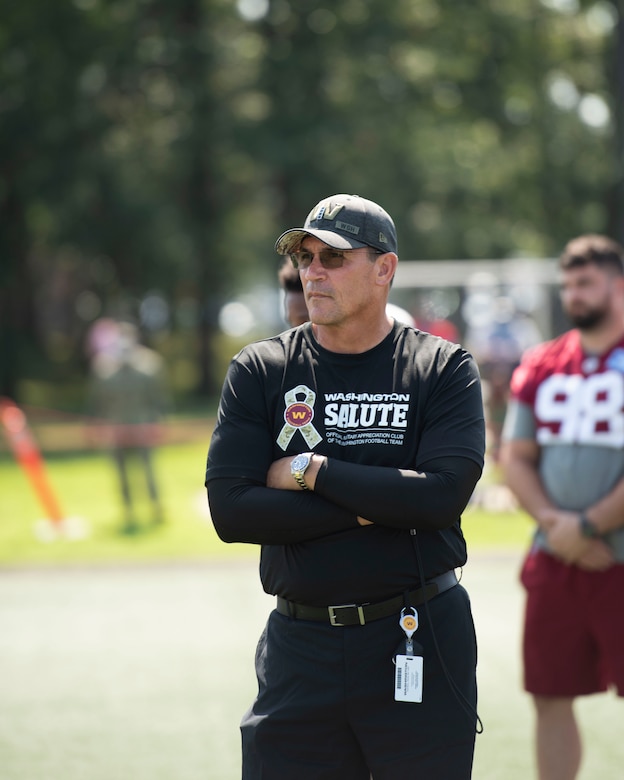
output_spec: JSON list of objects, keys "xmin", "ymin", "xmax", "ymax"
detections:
[
  {"xmin": 1, "ymin": 444, "xmax": 622, "ymax": 779},
  {"xmin": 0, "ymin": 442, "xmax": 249, "ymax": 567},
  {"xmin": 0, "ymin": 441, "xmax": 534, "ymax": 568}
]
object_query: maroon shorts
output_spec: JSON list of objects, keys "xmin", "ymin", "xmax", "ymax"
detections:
[{"xmin": 520, "ymin": 549, "xmax": 624, "ymax": 697}]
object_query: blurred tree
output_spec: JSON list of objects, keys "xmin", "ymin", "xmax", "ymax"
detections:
[
  {"xmin": 0, "ymin": 0, "xmax": 247, "ymax": 402},
  {"xmin": 249, "ymin": 0, "xmax": 621, "ymax": 258},
  {"xmin": 0, "ymin": 0, "xmax": 621, "ymax": 406}
]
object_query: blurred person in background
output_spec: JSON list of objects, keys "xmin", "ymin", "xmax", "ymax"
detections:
[
  {"xmin": 467, "ymin": 296, "xmax": 541, "ymax": 464},
  {"xmin": 501, "ymin": 235, "xmax": 624, "ymax": 780},
  {"xmin": 207, "ymin": 193, "xmax": 485, "ymax": 779},
  {"xmin": 414, "ymin": 298, "xmax": 459, "ymax": 343},
  {"xmin": 385, "ymin": 301, "xmax": 416, "ymax": 328},
  {"xmin": 88, "ymin": 320, "xmax": 169, "ymax": 534},
  {"xmin": 278, "ymin": 256, "xmax": 309, "ymax": 328}
]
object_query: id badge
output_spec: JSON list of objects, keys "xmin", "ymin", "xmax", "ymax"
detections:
[{"xmin": 394, "ymin": 653, "xmax": 423, "ymax": 703}]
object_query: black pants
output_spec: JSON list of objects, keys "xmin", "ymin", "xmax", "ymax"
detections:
[
  {"xmin": 241, "ymin": 584, "xmax": 477, "ymax": 779},
  {"xmin": 112, "ymin": 446, "xmax": 159, "ymax": 509}
]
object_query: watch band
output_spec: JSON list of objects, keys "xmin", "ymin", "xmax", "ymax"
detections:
[
  {"xmin": 293, "ymin": 471, "xmax": 309, "ymax": 490},
  {"xmin": 579, "ymin": 513, "xmax": 600, "ymax": 539},
  {"xmin": 291, "ymin": 453, "xmax": 312, "ymax": 490}
]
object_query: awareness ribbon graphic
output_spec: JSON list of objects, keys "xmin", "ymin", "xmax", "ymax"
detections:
[{"xmin": 277, "ymin": 385, "xmax": 322, "ymax": 451}]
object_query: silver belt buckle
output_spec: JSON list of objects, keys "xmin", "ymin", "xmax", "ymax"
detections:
[{"xmin": 328, "ymin": 603, "xmax": 366, "ymax": 626}]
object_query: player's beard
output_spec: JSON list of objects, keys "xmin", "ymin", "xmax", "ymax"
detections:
[{"xmin": 567, "ymin": 304, "xmax": 609, "ymax": 331}]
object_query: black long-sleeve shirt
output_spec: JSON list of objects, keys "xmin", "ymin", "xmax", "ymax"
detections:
[{"xmin": 206, "ymin": 322, "xmax": 485, "ymax": 604}]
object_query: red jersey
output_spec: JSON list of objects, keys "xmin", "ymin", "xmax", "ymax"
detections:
[{"xmin": 510, "ymin": 330, "xmax": 624, "ymax": 449}]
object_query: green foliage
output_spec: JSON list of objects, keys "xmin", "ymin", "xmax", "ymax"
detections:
[{"xmin": 0, "ymin": 0, "xmax": 621, "ymax": 403}]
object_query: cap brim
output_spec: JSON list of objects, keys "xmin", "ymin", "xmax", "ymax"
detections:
[{"xmin": 275, "ymin": 228, "xmax": 369, "ymax": 255}]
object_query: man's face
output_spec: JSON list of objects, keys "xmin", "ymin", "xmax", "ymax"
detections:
[
  {"xmin": 560, "ymin": 263, "xmax": 619, "ymax": 330},
  {"xmin": 297, "ymin": 236, "xmax": 381, "ymax": 326}
]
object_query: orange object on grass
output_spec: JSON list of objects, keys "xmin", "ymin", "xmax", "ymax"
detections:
[{"xmin": 0, "ymin": 397, "xmax": 64, "ymax": 524}]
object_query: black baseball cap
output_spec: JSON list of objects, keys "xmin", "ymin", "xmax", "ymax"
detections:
[{"xmin": 275, "ymin": 194, "xmax": 398, "ymax": 256}]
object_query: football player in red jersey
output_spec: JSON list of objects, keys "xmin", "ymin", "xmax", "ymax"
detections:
[{"xmin": 501, "ymin": 234, "xmax": 624, "ymax": 780}]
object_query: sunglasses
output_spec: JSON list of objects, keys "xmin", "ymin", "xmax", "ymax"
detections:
[{"xmin": 290, "ymin": 248, "xmax": 383, "ymax": 270}]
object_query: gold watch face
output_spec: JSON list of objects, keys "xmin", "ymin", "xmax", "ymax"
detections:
[{"xmin": 291, "ymin": 453, "xmax": 311, "ymax": 475}]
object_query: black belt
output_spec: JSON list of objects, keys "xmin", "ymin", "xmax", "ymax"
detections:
[{"xmin": 276, "ymin": 570, "xmax": 458, "ymax": 627}]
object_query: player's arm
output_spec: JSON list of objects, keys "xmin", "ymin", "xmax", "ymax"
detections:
[
  {"xmin": 266, "ymin": 350, "xmax": 484, "ymax": 531},
  {"xmin": 267, "ymin": 453, "xmax": 481, "ymax": 531},
  {"xmin": 207, "ymin": 477, "xmax": 358, "ymax": 545},
  {"xmin": 500, "ymin": 401, "xmax": 613, "ymax": 568},
  {"xmin": 499, "ymin": 436, "xmax": 555, "ymax": 526},
  {"xmin": 579, "ymin": 476, "xmax": 624, "ymax": 535},
  {"xmin": 206, "ymin": 352, "xmax": 359, "ymax": 545}
]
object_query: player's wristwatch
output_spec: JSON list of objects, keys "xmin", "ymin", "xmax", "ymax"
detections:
[
  {"xmin": 291, "ymin": 453, "xmax": 312, "ymax": 490},
  {"xmin": 578, "ymin": 512, "xmax": 600, "ymax": 539}
]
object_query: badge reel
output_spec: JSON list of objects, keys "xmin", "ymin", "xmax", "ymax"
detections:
[{"xmin": 394, "ymin": 607, "xmax": 423, "ymax": 703}]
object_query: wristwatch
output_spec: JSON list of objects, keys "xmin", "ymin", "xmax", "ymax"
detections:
[
  {"xmin": 578, "ymin": 513, "xmax": 600, "ymax": 539},
  {"xmin": 291, "ymin": 453, "xmax": 312, "ymax": 490}
]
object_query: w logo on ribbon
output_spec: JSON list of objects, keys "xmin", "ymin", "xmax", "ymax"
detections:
[
  {"xmin": 277, "ymin": 385, "xmax": 322, "ymax": 451},
  {"xmin": 286, "ymin": 404, "xmax": 313, "ymax": 426}
]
